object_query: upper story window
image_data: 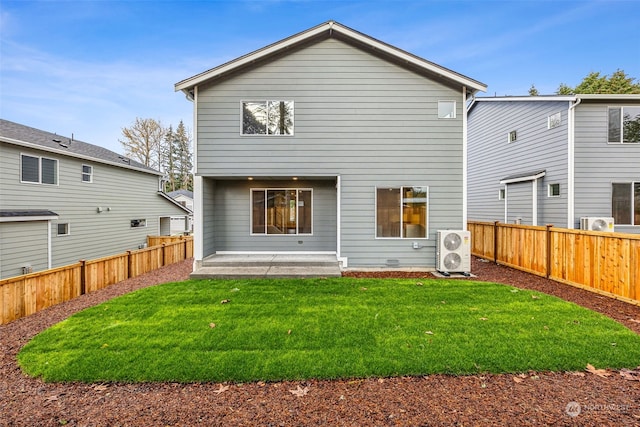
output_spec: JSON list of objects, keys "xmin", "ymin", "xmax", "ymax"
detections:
[
  {"xmin": 437, "ymin": 101, "xmax": 456, "ymax": 119},
  {"xmin": 547, "ymin": 112, "xmax": 561, "ymax": 129},
  {"xmin": 21, "ymin": 154, "xmax": 58, "ymax": 185},
  {"xmin": 82, "ymin": 165, "xmax": 93, "ymax": 183},
  {"xmin": 608, "ymin": 106, "xmax": 640, "ymax": 143},
  {"xmin": 548, "ymin": 183, "xmax": 560, "ymax": 197},
  {"xmin": 508, "ymin": 130, "xmax": 517, "ymax": 143},
  {"xmin": 242, "ymin": 101, "xmax": 294, "ymax": 135}
]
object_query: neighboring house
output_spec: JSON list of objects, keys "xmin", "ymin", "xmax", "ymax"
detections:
[
  {"xmin": 0, "ymin": 119, "xmax": 191, "ymax": 279},
  {"xmin": 167, "ymin": 189, "xmax": 194, "ymax": 234},
  {"xmin": 467, "ymin": 94, "xmax": 640, "ymax": 233},
  {"xmin": 175, "ymin": 21, "xmax": 486, "ymax": 269}
]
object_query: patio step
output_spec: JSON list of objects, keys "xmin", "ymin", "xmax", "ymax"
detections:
[{"xmin": 191, "ymin": 254, "xmax": 342, "ymax": 279}]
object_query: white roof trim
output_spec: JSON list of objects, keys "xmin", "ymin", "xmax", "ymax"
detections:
[
  {"xmin": 473, "ymin": 96, "xmax": 577, "ymax": 102},
  {"xmin": 158, "ymin": 191, "xmax": 193, "ymax": 214},
  {"xmin": 574, "ymin": 94, "xmax": 640, "ymax": 101},
  {"xmin": 0, "ymin": 215, "xmax": 59, "ymax": 222},
  {"xmin": 175, "ymin": 21, "xmax": 487, "ymax": 94},
  {"xmin": 500, "ymin": 170, "xmax": 546, "ymax": 185}
]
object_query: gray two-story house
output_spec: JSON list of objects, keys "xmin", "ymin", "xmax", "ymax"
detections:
[
  {"xmin": 175, "ymin": 21, "xmax": 486, "ymax": 269},
  {"xmin": 467, "ymin": 94, "xmax": 640, "ymax": 233},
  {"xmin": 0, "ymin": 119, "xmax": 191, "ymax": 279}
]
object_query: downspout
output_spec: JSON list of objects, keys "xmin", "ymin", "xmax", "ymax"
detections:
[
  {"xmin": 567, "ymin": 97, "xmax": 581, "ymax": 229},
  {"xmin": 462, "ymin": 86, "xmax": 468, "ymax": 229},
  {"xmin": 532, "ymin": 179, "xmax": 538, "ymax": 226},
  {"xmin": 47, "ymin": 219, "xmax": 53, "ymax": 269},
  {"xmin": 336, "ymin": 175, "xmax": 347, "ymax": 267},
  {"xmin": 191, "ymin": 85, "xmax": 204, "ymax": 270}
]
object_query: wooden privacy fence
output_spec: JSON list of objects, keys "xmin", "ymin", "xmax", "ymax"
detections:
[
  {"xmin": 468, "ymin": 221, "xmax": 640, "ymax": 305},
  {"xmin": 0, "ymin": 235, "xmax": 193, "ymax": 325}
]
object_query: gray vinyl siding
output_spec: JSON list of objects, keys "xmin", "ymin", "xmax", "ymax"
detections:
[
  {"xmin": 0, "ymin": 221, "xmax": 50, "ymax": 278},
  {"xmin": 505, "ymin": 182, "xmax": 533, "ymax": 224},
  {"xmin": 202, "ymin": 178, "xmax": 217, "ymax": 256},
  {"xmin": 574, "ymin": 101, "xmax": 640, "ymax": 233},
  {"xmin": 0, "ymin": 142, "xmax": 188, "ymax": 277},
  {"xmin": 468, "ymin": 100, "xmax": 570, "ymax": 226},
  {"xmin": 211, "ymin": 179, "xmax": 336, "ymax": 252},
  {"xmin": 196, "ymin": 38, "xmax": 465, "ymax": 267}
]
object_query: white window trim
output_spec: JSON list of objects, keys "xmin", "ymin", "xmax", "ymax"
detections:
[
  {"xmin": 249, "ymin": 188, "xmax": 313, "ymax": 236},
  {"xmin": 240, "ymin": 100, "xmax": 295, "ymax": 136},
  {"xmin": 20, "ymin": 153, "xmax": 59, "ymax": 185},
  {"xmin": 57, "ymin": 222, "xmax": 71, "ymax": 236},
  {"xmin": 498, "ymin": 188, "xmax": 505, "ymax": 200},
  {"xmin": 548, "ymin": 183, "xmax": 561, "ymax": 198},
  {"xmin": 437, "ymin": 100, "xmax": 457, "ymax": 119},
  {"xmin": 130, "ymin": 219, "xmax": 147, "ymax": 228},
  {"xmin": 82, "ymin": 164, "xmax": 93, "ymax": 183},
  {"xmin": 375, "ymin": 185, "xmax": 429, "ymax": 240},
  {"xmin": 608, "ymin": 106, "xmax": 640, "ymax": 144},
  {"xmin": 547, "ymin": 112, "xmax": 561, "ymax": 129},
  {"xmin": 612, "ymin": 181, "xmax": 639, "ymax": 226},
  {"xmin": 508, "ymin": 130, "xmax": 517, "ymax": 143}
]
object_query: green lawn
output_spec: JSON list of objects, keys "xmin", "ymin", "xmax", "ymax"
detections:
[{"xmin": 18, "ymin": 278, "xmax": 640, "ymax": 383}]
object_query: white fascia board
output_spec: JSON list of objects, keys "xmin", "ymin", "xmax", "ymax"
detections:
[
  {"xmin": 175, "ymin": 21, "xmax": 487, "ymax": 94},
  {"xmin": 157, "ymin": 191, "xmax": 192, "ymax": 214},
  {"xmin": 473, "ymin": 96, "xmax": 577, "ymax": 103},
  {"xmin": 500, "ymin": 171, "xmax": 546, "ymax": 185},
  {"xmin": 330, "ymin": 24, "xmax": 487, "ymax": 93},
  {"xmin": 1, "ymin": 137, "xmax": 163, "ymax": 176},
  {"xmin": 0, "ymin": 215, "xmax": 59, "ymax": 222},
  {"xmin": 175, "ymin": 23, "xmax": 330, "ymax": 92},
  {"xmin": 576, "ymin": 94, "xmax": 640, "ymax": 101}
]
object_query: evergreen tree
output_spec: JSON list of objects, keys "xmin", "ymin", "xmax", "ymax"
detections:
[
  {"xmin": 174, "ymin": 121, "xmax": 193, "ymax": 191},
  {"xmin": 556, "ymin": 69, "xmax": 640, "ymax": 94},
  {"xmin": 162, "ymin": 125, "xmax": 177, "ymax": 192}
]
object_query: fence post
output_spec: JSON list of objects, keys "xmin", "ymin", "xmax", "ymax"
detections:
[
  {"xmin": 546, "ymin": 224, "xmax": 553, "ymax": 279},
  {"xmin": 493, "ymin": 221, "xmax": 499, "ymax": 264},
  {"xmin": 182, "ymin": 236, "xmax": 187, "ymax": 260},
  {"xmin": 80, "ymin": 260, "xmax": 86, "ymax": 295},
  {"xmin": 127, "ymin": 250, "xmax": 133, "ymax": 279},
  {"xmin": 162, "ymin": 243, "xmax": 167, "ymax": 267}
]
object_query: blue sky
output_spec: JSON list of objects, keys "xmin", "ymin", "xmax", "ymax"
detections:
[{"xmin": 1, "ymin": 0, "xmax": 639, "ymax": 154}]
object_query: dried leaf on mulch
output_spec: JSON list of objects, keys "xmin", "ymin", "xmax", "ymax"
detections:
[
  {"xmin": 289, "ymin": 385, "xmax": 310, "ymax": 397},
  {"xmin": 586, "ymin": 363, "xmax": 611, "ymax": 378},
  {"xmin": 620, "ymin": 367, "xmax": 640, "ymax": 381},
  {"xmin": 213, "ymin": 384, "xmax": 229, "ymax": 395}
]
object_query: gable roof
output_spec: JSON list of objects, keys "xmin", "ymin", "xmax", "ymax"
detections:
[
  {"xmin": 175, "ymin": 20, "xmax": 486, "ymax": 96},
  {"xmin": 167, "ymin": 189, "xmax": 193, "ymax": 199},
  {"xmin": 0, "ymin": 119, "xmax": 161, "ymax": 175}
]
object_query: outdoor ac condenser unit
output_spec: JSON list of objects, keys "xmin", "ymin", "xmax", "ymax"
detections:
[
  {"xmin": 436, "ymin": 230, "xmax": 471, "ymax": 275},
  {"xmin": 580, "ymin": 217, "xmax": 614, "ymax": 232}
]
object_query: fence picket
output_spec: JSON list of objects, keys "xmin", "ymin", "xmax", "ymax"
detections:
[
  {"xmin": 469, "ymin": 221, "xmax": 640, "ymax": 306},
  {"xmin": 0, "ymin": 236, "xmax": 192, "ymax": 324}
]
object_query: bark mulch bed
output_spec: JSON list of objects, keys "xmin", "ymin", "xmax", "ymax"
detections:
[{"xmin": 1, "ymin": 257, "xmax": 639, "ymax": 426}]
